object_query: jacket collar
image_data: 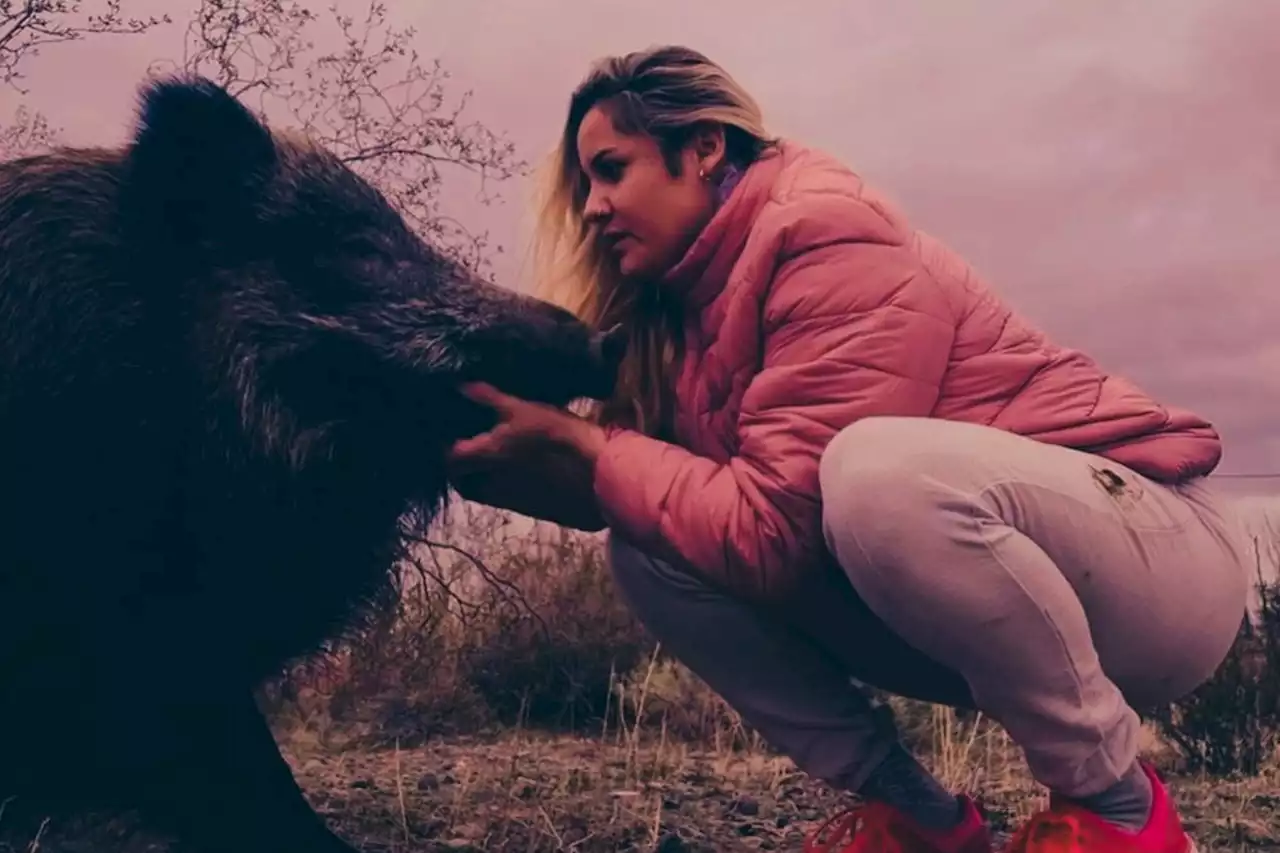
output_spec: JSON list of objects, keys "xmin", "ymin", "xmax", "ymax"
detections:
[{"xmin": 659, "ymin": 142, "xmax": 788, "ymax": 310}]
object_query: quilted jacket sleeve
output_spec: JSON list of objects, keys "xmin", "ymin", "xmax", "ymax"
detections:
[{"xmin": 592, "ymin": 200, "xmax": 958, "ymax": 602}]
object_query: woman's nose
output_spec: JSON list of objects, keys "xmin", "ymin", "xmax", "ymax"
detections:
[{"xmin": 583, "ymin": 187, "xmax": 611, "ymax": 223}]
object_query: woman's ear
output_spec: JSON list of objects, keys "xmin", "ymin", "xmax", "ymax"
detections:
[{"xmin": 690, "ymin": 122, "xmax": 727, "ymax": 177}]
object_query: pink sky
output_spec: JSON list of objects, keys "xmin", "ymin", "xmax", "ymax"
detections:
[{"xmin": 12, "ymin": 0, "xmax": 1280, "ymax": 494}]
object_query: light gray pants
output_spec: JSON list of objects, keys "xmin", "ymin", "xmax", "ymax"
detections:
[{"xmin": 606, "ymin": 416, "xmax": 1251, "ymax": 798}]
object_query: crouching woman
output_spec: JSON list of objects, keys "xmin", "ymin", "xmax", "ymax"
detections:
[{"xmin": 447, "ymin": 44, "xmax": 1250, "ymax": 853}]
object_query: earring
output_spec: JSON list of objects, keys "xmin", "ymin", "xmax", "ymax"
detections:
[{"xmin": 698, "ymin": 167, "xmax": 708, "ymax": 181}]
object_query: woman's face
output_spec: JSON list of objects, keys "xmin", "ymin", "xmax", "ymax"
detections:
[{"xmin": 576, "ymin": 105, "xmax": 722, "ymax": 281}]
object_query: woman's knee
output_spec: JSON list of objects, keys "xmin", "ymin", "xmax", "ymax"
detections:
[
  {"xmin": 605, "ymin": 533, "xmax": 655, "ymax": 599},
  {"xmin": 818, "ymin": 417, "xmax": 958, "ymax": 562},
  {"xmin": 605, "ymin": 533, "xmax": 646, "ymax": 579},
  {"xmin": 605, "ymin": 533, "xmax": 708, "ymax": 614},
  {"xmin": 815, "ymin": 416, "xmax": 1027, "ymax": 621},
  {"xmin": 819, "ymin": 414, "xmax": 953, "ymax": 492}
]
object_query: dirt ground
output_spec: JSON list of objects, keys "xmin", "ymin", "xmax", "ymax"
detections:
[{"xmin": 3, "ymin": 731, "xmax": 1278, "ymax": 852}]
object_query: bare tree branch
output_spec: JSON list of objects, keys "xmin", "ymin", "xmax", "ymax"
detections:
[
  {"xmin": 1, "ymin": 0, "xmax": 169, "ymax": 91},
  {"xmin": 5, "ymin": 2, "xmax": 526, "ymax": 274},
  {"xmin": 0, "ymin": 102, "xmax": 51, "ymax": 155},
  {"xmin": 148, "ymin": 0, "xmax": 526, "ymax": 278},
  {"xmin": 0, "ymin": 0, "xmax": 169, "ymax": 157},
  {"xmin": 402, "ymin": 529, "xmax": 552, "ymax": 643}
]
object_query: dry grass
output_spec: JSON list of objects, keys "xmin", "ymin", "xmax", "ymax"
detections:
[
  {"xmin": 3, "ymin": 507, "xmax": 1278, "ymax": 852},
  {"xmin": 6, "ymin": 708, "xmax": 1277, "ymax": 852},
  {"xmin": 275, "ymin": 721, "xmax": 1280, "ymax": 853}
]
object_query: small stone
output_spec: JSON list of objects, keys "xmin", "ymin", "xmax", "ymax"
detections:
[
  {"xmin": 416, "ymin": 773, "xmax": 440, "ymax": 791},
  {"xmin": 730, "ymin": 795, "xmax": 760, "ymax": 816}
]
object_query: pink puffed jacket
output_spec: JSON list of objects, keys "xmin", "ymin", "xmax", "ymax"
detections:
[{"xmin": 591, "ymin": 140, "xmax": 1222, "ymax": 602}]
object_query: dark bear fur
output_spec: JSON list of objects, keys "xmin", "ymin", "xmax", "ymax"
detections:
[{"xmin": 0, "ymin": 74, "xmax": 623, "ymax": 853}]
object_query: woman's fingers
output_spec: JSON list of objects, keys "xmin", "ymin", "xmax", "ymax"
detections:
[
  {"xmin": 448, "ymin": 428, "xmax": 503, "ymax": 464},
  {"xmin": 458, "ymin": 381, "xmax": 519, "ymax": 416}
]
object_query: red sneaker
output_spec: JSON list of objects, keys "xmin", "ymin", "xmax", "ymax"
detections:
[
  {"xmin": 804, "ymin": 795, "xmax": 994, "ymax": 853},
  {"xmin": 1004, "ymin": 762, "xmax": 1198, "ymax": 853}
]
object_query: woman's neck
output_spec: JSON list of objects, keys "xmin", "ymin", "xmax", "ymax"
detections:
[{"xmin": 714, "ymin": 162, "xmax": 745, "ymax": 207}]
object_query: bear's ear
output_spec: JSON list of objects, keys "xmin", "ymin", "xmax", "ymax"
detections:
[{"xmin": 122, "ymin": 74, "xmax": 277, "ymax": 250}]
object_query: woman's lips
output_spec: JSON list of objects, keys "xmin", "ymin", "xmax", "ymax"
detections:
[{"xmin": 604, "ymin": 231, "xmax": 634, "ymax": 255}]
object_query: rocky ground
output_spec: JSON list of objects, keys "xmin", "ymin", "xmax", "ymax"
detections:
[{"xmin": 4, "ymin": 731, "xmax": 1278, "ymax": 852}]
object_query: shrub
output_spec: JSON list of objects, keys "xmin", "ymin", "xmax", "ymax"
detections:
[
  {"xmin": 259, "ymin": 504, "xmax": 652, "ymax": 744},
  {"xmin": 1148, "ymin": 538, "xmax": 1280, "ymax": 776}
]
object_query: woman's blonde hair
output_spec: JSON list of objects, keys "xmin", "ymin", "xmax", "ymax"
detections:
[{"xmin": 530, "ymin": 45, "xmax": 775, "ymax": 437}]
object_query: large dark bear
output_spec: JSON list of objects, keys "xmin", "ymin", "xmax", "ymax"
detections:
[{"xmin": 0, "ymin": 75, "xmax": 622, "ymax": 853}]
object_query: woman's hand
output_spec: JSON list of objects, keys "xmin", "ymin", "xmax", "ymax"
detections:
[
  {"xmin": 445, "ymin": 383, "xmax": 609, "ymax": 531},
  {"xmin": 448, "ymin": 382, "xmax": 608, "ymax": 464}
]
